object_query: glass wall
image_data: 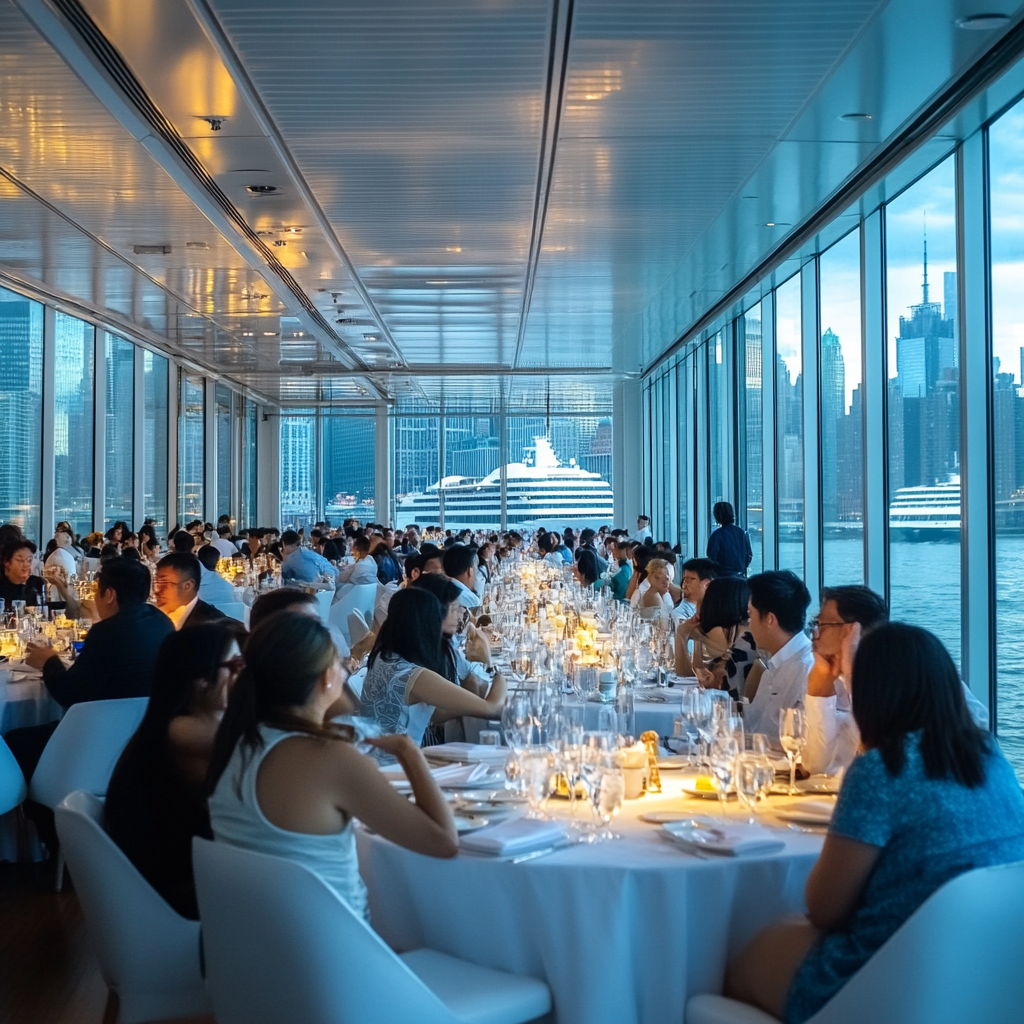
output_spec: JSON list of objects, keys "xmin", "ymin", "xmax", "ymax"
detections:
[
  {"xmin": 740, "ymin": 306, "xmax": 763, "ymax": 573},
  {"xmin": 215, "ymin": 383, "xmax": 232, "ymax": 521},
  {"xmin": 819, "ymin": 230, "xmax": 865, "ymax": 585},
  {"xmin": 280, "ymin": 409, "xmax": 317, "ymax": 530},
  {"xmin": 885, "ymin": 156, "xmax": 961, "ymax": 666},
  {"xmin": 241, "ymin": 398, "xmax": 258, "ymax": 529},
  {"xmin": 143, "ymin": 351, "xmax": 168, "ymax": 532},
  {"xmin": 323, "ymin": 411, "xmax": 375, "ymax": 523},
  {"xmin": 54, "ymin": 313, "xmax": 94, "ymax": 539},
  {"xmin": 178, "ymin": 373, "xmax": 205, "ymax": 523},
  {"xmin": 707, "ymin": 330, "xmax": 731, "ymax": 535},
  {"xmin": 0, "ymin": 288, "xmax": 43, "ymax": 541},
  {"xmin": 104, "ymin": 333, "xmax": 134, "ymax": 529},
  {"xmin": 775, "ymin": 274, "xmax": 803, "ymax": 575}
]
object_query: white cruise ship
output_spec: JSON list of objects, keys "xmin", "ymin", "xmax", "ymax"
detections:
[
  {"xmin": 888, "ymin": 480, "xmax": 960, "ymax": 536},
  {"xmin": 396, "ymin": 437, "xmax": 614, "ymax": 530}
]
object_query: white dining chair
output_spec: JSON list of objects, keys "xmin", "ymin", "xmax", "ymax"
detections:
[
  {"xmin": 0, "ymin": 734, "xmax": 27, "ymax": 817},
  {"xmin": 29, "ymin": 696, "xmax": 148, "ymax": 889},
  {"xmin": 193, "ymin": 838, "xmax": 551, "ymax": 1024},
  {"xmin": 329, "ymin": 583, "xmax": 377, "ymax": 645},
  {"xmin": 347, "ymin": 666, "xmax": 367, "ymax": 699},
  {"xmin": 213, "ymin": 602, "xmax": 246, "ymax": 622},
  {"xmin": 374, "ymin": 582, "xmax": 399, "ymax": 628},
  {"xmin": 686, "ymin": 858, "xmax": 1024, "ymax": 1024},
  {"xmin": 55, "ymin": 792, "xmax": 212, "ymax": 1024},
  {"xmin": 348, "ymin": 608, "xmax": 371, "ymax": 646}
]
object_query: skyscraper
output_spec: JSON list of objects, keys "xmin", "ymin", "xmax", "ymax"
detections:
[
  {"xmin": 820, "ymin": 327, "xmax": 845, "ymax": 524},
  {"xmin": 280, "ymin": 413, "xmax": 315, "ymax": 524}
]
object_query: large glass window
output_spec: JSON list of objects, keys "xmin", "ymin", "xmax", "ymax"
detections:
[
  {"xmin": 885, "ymin": 157, "xmax": 961, "ymax": 665},
  {"xmin": 776, "ymin": 275, "xmax": 804, "ymax": 575},
  {"xmin": 104, "ymin": 334, "xmax": 134, "ymax": 528},
  {"xmin": 143, "ymin": 351, "xmax": 168, "ymax": 532},
  {"xmin": 280, "ymin": 409, "xmax": 317, "ymax": 530},
  {"xmin": 0, "ymin": 288, "xmax": 43, "ymax": 542},
  {"xmin": 820, "ymin": 230, "xmax": 865, "ymax": 585},
  {"xmin": 708, "ymin": 331, "xmax": 731, "ymax": 536},
  {"xmin": 241, "ymin": 398, "xmax": 258, "ymax": 529},
  {"xmin": 676, "ymin": 357, "xmax": 692, "ymax": 551},
  {"xmin": 54, "ymin": 314, "xmax": 94, "ymax": 539},
  {"xmin": 178, "ymin": 373, "xmax": 205, "ymax": 523},
  {"xmin": 741, "ymin": 306, "xmax": 764, "ymax": 573},
  {"xmin": 323, "ymin": 412, "xmax": 375, "ymax": 524},
  {"xmin": 394, "ymin": 409, "xmax": 440, "ymax": 527},
  {"xmin": 441, "ymin": 415, "xmax": 500, "ymax": 529},
  {"xmin": 215, "ymin": 383, "xmax": 232, "ymax": 520},
  {"xmin": 989, "ymin": 105, "xmax": 1024, "ymax": 777}
]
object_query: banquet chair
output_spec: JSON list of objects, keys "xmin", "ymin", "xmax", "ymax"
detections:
[
  {"xmin": 55, "ymin": 791, "xmax": 212, "ymax": 1024},
  {"xmin": 193, "ymin": 838, "xmax": 552, "ymax": 1024},
  {"xmin": 374, "ymin": 582, "xmax": 399, "ymax": 628},
  {"xmin": 685, "ymin": 858, "xmax": 1024, "ymax": 1024},
  {"xmin": 348, "ymin": 608, "xmax": 371, "ymax": 646},
  {"xmin": 348, "ymin": 666, "xmax": 367, "ymax": 699},
  {"xmin": 213, "ymin": 601, "xmax": 246, "ymax": 623},
  {"xmin": 0, "ymin": 735, "xmax": 27, "ymax": 817},
  {"xmin": 29, "ymin": 696, "xmax": 147, "ymax": 890},
  {"xmin": 329, "ymin": 583, "xmax": 377, "ymax": 645}
]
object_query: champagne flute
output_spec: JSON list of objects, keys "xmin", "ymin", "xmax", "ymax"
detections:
[
  {"xmin": 591, "ymin": 755, "xmax": 625, "ymax": 840},
  {"xmin": 521, "ymin": 747, "xmax": 553, "ymax": 820},
  {"xmin": 734, "ymin": 752, "xmax": 762, "ymax": 824},
  {"xmin": 779, "ymin": 707, "xmax": 808, "ymax": 796},
  {"xmin": 710, "ymin": 736, "xmax": 739, "ymax": 818}
]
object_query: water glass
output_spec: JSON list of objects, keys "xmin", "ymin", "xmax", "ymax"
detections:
[
  {"xmin": 521, "ymin": 747, "xmax": 553, "ymax": 820},
  {"xmin": 478, "ymin": 729, "xmax": 501, "ymax": 746},
  {"xmin": 590, "ymin": 758, "xmax": 625, "ymax": 839},
  {"xmin": 779, "ymin": 707, "xmax": 808, "ymax": 795},
  {"xmin": 710, "ymin": 736, "xmax": 740, "ymax": 817},
  {"xmin": 735, "ymin": 752, "xmax": 766, "ymax": 823}
]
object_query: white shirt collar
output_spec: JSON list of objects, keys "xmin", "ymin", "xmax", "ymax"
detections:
[
  {"xmin": 767, "ymin": 629, "xmax": 812, "ymax": 670},
  {"xmin": 167, "ymin": 595, "xmax": 199, "ymax": 631},
  {"xmin": 453, "ymin": 577, "xmax": 481, "ymax": 608}
]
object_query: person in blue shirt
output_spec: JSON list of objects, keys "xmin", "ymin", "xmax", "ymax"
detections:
[
  {"xmin": 706, "ymin": 501, "xmax": 752, "ymax": 577},
  {"xmin": 280, "ymin": 529, "xmax": 338, "ymax": 584},
  {"xmin": 725, "ymin": 622, "xmax": 1024, "ymax": 1023},
  {"xmin": 606, "ymin": 539, "xmax": 633, "ymax": 601}
]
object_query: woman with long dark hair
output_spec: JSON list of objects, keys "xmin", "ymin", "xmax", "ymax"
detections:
[
  {"xmin": 207, "ymin": 612, "xmax": 457, "ymax": 919},
  {"xmin": 105, "ymin": 620, "xmax": 246, "ymax": 918},
  {"xmin": 726, "ymin": 623, "xmax": 1024, "ymax": 1022},
  {"xmin": 361, "ymin": 588, "xmax": 506, "ymax": 758}
]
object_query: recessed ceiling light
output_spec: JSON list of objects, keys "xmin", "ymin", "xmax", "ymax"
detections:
[
  {"xmin": 262, "ymin": 331, "xmax": 278, "ymax": 337},
  {"xmin": 185, "ymin": 241, "xmax": 208, "ymax": 249},
  {"xmin": 242, "ymin": 332, "xmax": 255, "ymax": 337},
  {"xmin": 246, "ymin": 184, "xmax": 279, "ymax": 195},
  {"xmin": 956, "ymin": 13, "xmax": 1011, "ymax": 29},
  {"xmin": 133, "ymin": 244, "xmax": 171, "ymax": 254},
  {"xmin": 764, "ymin": 222, "xmax": 791, "ymax": 228},
  {"xmin": 446, "ymin": 246, "xmax": 462, "ymax": 252},
  {"xmin": 741, "ymin": 195, "xmax": 759, "ymax": 200},
  {"xmin": 839, "ymin": 112, "xmax": 873, "ymax": 121},
  {"xmin": 285, "ymin": 227, "xmax": 303, "ymax": 234},
  {"xmin": 426, "ymin": 280, "xmax": 449, "ymax": 286}
]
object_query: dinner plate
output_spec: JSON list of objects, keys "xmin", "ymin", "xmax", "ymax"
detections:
[
  {"xmin": 772, "ymin": 800, "xmax": 835, "ymax": 826},
  {"xmin": 639, "ymin": 810, "xmax": 701, "ymax": 824},
  {"xmin": 453, "ymin": 813, "xmax": 492, "ymax": 833},
  {"xmin": 681, "ymin": 776, "xmax": 730, "ymax": 799},
  {"xmin": 656, "ymin": 755, "xmax": 690, "ymax": 770}
]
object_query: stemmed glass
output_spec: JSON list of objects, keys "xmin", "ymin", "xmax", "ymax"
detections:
[
  {"xmin": 710, "ymin": 736, "xmax": 740, "ymax": 818},
  {"xmin": 520, "ymin": 746, "xmax": 553, "ymax": 819},
  {"xmin": 579, "ymin": 731, "xmax": 616, "ymax": 841},
  {"xmin": 686, "ymin": 689, "xmax": 715, "ymax": 773},
  {"xmin": 500, "ymin": 692, "xmax": 533, "ymax": 790},
  {"xmin": 554, "ymin": 719, "xmax": 585, "ymax": 827},
  {"xmin": 530, "ymin": 682, "xmax": 556, "ymax": 744},
  {"xmin": 734, "ymin": 751, "xmax": 773, "ymax": 824},
  {"xmin": 779, "ymin": 708, "xmax": 808, "ymax": 795},
  {"xmin": 590, "ymin": 755, "xmax": 624, "ymax": 839}
]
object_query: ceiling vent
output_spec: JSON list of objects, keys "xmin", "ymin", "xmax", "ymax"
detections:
[
  {"xmin": 245, "ymin": 184, "xmax": 279, "ymax": 195},
  {"xmin": 133, "ymin": 244, "xmax": 171, "ymax": 254}
]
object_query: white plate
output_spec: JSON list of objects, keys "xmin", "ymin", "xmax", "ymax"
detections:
[
  {"xmin": 681, "ymin": 777, "xmax": 730, "ymax": 799},
  {"xmin": 773, "ymin": 800, "xmax": 835, "ymax": 826},
  {"xmin": 656, "ymin": 755, "xmax": 690, "ymax": 770},
  {"xmin": 639, "ymin": 810, "xmax": 701, "ymax": 824},
  {"xmin": 454, "ymin": 813, "xmax": 492, "ymax": 833}
]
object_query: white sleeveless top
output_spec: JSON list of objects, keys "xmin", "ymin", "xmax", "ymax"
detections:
[{"xmin": 209, "ymin": 724, "xmax": 369, "ymax": 920}]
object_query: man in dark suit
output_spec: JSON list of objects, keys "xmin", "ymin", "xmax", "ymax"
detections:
[
  {"xmin": 9, "ymin": 558, "xmax": 175, "ymax": 780},
  {"xmin": 154, "ymin": 552, "xmax": 227, "ymax": 629}
]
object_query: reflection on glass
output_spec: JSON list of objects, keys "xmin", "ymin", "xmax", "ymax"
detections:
[
  {"xmin": 324, "ymin": 412, "xmax": 375, "ymax": 524},
  {"xmin": 676, "ymin": 358, "xmax": 690, "ymax": 550},
  {"xmin": 742, "ymin": 306, "xmax": 763, "ymax": 574},
  {"xmin": 143, "ymin": 351, "xmax": 168, "ymax": 532},
  {"xmin": 241, "ymin": 398, "xmax": 258, "ymax": 529},
  {"xmin": 989, "ymin": 106, "xmax": 1024, "ymax": 779},
  {"xmin": 0, "ymin": 288, "xmax": 43, "ymax": 541},
  {"xmin": 820, "ymin": 230, "xmax": 865, "ymax": 585},
  {"xmin": 216, "ymin": 383, "xmax": 232, "ymax": 520},
  {"xmin": 105, "ymin": 334, "xmax": 134, "ymax": 529},
  {"xmin": 776, "ymin": 275, "xmax": 803, "ymax": 575},
  {"xmin": 280, "ymin": 409, "xmax": 316, "ymax": 530},
  {"xmin": 708, "ymin": 332, "xmax": 731, "ymax": 536},
  {"xmin": 178, "ymin": 373, "xmax": 205, "ymax": 522},
  {"xmin": 885, "ymin": 157, "xmax": 960, "ymax": 667},
  {"xmin": 54, "ymin": 314, "xmax": 94, "ymax": 539}
]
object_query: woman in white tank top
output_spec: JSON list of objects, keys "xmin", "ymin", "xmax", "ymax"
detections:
[{"xmin": 207, "ymin": 611, "xmax": 458, "ymax": 917}]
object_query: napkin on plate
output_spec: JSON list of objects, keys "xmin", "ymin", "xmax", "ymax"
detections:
[
  {"xmin": 382, "ymin": 761, "xmax": 503, "ymax": 790},
  {"xmin": 459, "ymin": 817, "xmax": 566, "ymax": 856},
  {"xmin": 774, "ymin": 799, "xmax": 835, "ymax": 825},
  {"xmin": 425, "ymin": 742, "xmax": 510, "ymax": 766},
  {"xmin": 662, "ymin": 820, "xmax": 785, "ymax": 857}
]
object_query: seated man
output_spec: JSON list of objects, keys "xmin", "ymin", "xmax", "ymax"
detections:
[
  {"xmin": 674, "ymin": 557, "xmax": 720, "ymax": 674},
  {"xmin": 803, "ymin": 585, "xmax": 988, "ymax": 774},
  {"xmin": 334, "ymin": 535, "xmax": 378, "ymax": 597},
  {"xmin": 154, "ymin": 552, "xmax": 227, "ymax": 630},
  {"xmin": 280, "ymin": 529, "xmax": 338, "ymax": 584},
  {"xmin": 9, "ymin": 558, "xmax": 175, "ymax": 779},
  {"xmin": 211, "ymin": 523, "xmax": 238, "ymax": 558},
  {"xmin": 442, "ymin": 543, "xmax": 481, "ymax": 610},
  {"xmin": 606, "ymin": 540, "xmax": 633, "ymax": 601},
  {"xmin": 196, "ymin": 544, "xmax": 240, "ymax": 604},
  {"xmin": 743, "ymin": 570, "xmax": 813, "ymax": 746}
]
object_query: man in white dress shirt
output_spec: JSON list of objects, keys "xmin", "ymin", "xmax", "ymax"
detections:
[
  {"xmin": 634, "ymin": 515, "xmax": 652, "ymax": 544},
  {"xmin": 442, "ymin": 543, "xmax": 481, "ymax": 609},
  {"xmin": 744, "ymin": 570, "xmax": 814, "ymax": 747},
  {"xmin": 334, "ymin": 535, "xmax": 377, "ymax": 594},
  {"xmin": 211, "ymin": 524, "xmax": 239, "ymax": 559}
]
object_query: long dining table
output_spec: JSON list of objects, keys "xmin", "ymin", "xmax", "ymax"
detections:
[{"xmin": 357, "ymin": 776, "xmax": 822, "ymax": 1024}]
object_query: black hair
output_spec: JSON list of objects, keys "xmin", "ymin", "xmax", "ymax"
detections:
[
  {"xmin": 747, "ymin": 570, "xmax": 810, "ymax": 634},
  {"xmin": 172, "ymin": 531, "xmax": 196, "ymax": 553},
  {"xmin": 97, "ymin": 557, "xmax": 154, "ymax": 607},
  {"xmin": 682, "ymin": 557, "xmax": 719, "ymax": 581},
  {"xmin": 156, "ymin": 552, "xmax": 202, "ymax": 590},
  {"xmin": 137, "ymin": 523, "xmax": 156, "ymax": 546},
  {"xmin": 368, "ymin": 588, "xmax": 447, "ymax": 677},
  {"xmin": 442, "ymin": 544, "xmax": 476, "ymax": 580},
  {"xmin": 280, "ymin": 530, "xmax": 300, "ymax": 547},
  {"xmin": 100, "ymin": 543, "xmax": 121, "ymax": 562},
  {"xmin": 217, "ymin": 524, "xmax": 232, "ymax": 537},
  {"xmin": 408, "ymin": 574, "xmax": 463, "ymax": 682},
  {"xmin": 248, "ymin": 587, "xmax": 319, "ymax": 632},
  {"xmin": 121, "ymin": 547, "xmax": 142, "ymax": 562},
  {"xmin": 821, "ymin": 585, "xmax": 888, "ymax": 631},
  {"xmin": 2, "ymin": 537, "xmax": 36, "ymax": 565},
  {"xmin": 576, "ymin": 548, "xmax": 601, "ymax": 587},
  {"xmin": 713, "ymin": 501, "xmax": 736, "ymax": 525},
  {"xmin": 404, "ymin": 552, "xmax": 425, "ymax": 578},
  {"xmin": 580, "ymin": 528, "xmax": 596, "ymax": 546},
  {"xmin": 699, "ymin": 577, "xmax": 751, "ymax": 634},
  {"xmin": 351, "ymin": 536, "xmax": 371, "ymax": 554},
  {"xmin": 196, "ymin": 545, "xmax": 221, "ymax": 572},
  {"xmin": 853, "ymin": 623, "xmax": 989, "ymax": 788}
]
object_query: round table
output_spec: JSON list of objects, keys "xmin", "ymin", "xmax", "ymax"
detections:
[{"xmin": 357, "ymin": 777, "xmax": 822, "ymax": 1024}]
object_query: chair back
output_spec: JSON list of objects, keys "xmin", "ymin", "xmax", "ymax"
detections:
[
  {"xmin": 374, "ymin": 583, "xmax": 399, "ymax": 628},
  {"xmin": 29, "ymin": 697, "xmax": 147, "ymax": 809},
  {"xmin": 193, "ymin": 838, "xmax": 457, "ymax": 1024},
  {"xmin": 0, "ymin": 735, "xmax": 27, "ymax": 816},
  {"xmin": 329, "ymin": 584, "xmax": 377, "ymax": 644},
  {"xmin": 347, "ymin": 667, "xmax": 367, "ymax": 699},
  {"xmin": 810, "ymin": 859, "xmax": 1024, "ymax": 1024},
  {"xmin": 55, "ymin": 792, "xmax": 210, "ymax": 1024},
  {"xmin": 213, "ymin": 602, "xmax": 246, "ymax": 623},
  {"xmin": 348, "ymin": 609, "xmax": 371, "ymax": 646}
]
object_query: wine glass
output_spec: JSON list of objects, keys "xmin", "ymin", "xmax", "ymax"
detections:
[
  {"xmin": 779, "ymin": 707, "xmax": 808, "ymax": 795},
  {"xmin": 710, "ymin": 736, "xmax": 740, "ymax": 818},
  {"xmin": 521, "ymin": 747, "xmax": 553, "ymax": 820},
  {"xmin": 555, "ymin": 721, "xmax": 586, "ymax": 826},
  {"xmin": 590, "ymin": 756, "xmax": 625, "ymax": 840},
  {"xmin": 530, "ymin": 682, "xmax": 556, "ymax": 743},
  {"xmin": 734, "ymin": 752, "xmax": 764, "ymax": 824}
]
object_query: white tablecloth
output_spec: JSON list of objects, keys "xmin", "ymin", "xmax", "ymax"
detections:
[
  {"xmin": 357, "ymin": 780, "xmax": 822, "ymax": 1024},
  {"xmin": 0, "ymin": 668, "xmax": 62, "ymax": 735}
]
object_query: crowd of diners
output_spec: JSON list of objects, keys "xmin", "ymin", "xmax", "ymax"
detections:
[{"xmin": 0, "ymin": 504, "xmax": 1022, "ymax": 1024}]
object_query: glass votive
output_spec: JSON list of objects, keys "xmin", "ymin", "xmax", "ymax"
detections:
[{"xmin": 478, "ymin": 729, "xmax": 501, "ymax": 746}]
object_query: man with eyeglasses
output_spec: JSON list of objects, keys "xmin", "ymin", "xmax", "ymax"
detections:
[{"xmin": 154, "ymin": 553, "xmax": 227, "ymax": 630}]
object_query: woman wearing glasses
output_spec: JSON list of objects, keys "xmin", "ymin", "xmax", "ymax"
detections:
[{"xmin": 105, "ymin": 620, "xmax": 247, "ymax": 918}]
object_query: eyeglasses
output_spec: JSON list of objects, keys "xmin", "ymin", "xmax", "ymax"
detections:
[
  {"xmin": 808, "ymin": 618, "xmax": 846, "ymax": 633},
  {"xmin": 219, "ymin": 655, "xmax": 245, "ymax": 674}
]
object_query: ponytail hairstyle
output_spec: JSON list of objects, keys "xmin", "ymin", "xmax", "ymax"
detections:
[{"xmin": 206, "ymin": 611, "xmax": 350, "ymax": 796}]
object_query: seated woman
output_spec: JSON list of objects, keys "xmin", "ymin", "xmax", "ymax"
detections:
[
  {"xmin": 208, "ymin": 611, "xmax": 457, "ymax": 918},
  {"xmin": 637, "ymin": 557, "xmax": 678, "ymax": 626},
  {"xmin": 725, "ymin": 623, "xmax": 1024, "ymax": 1022},
  {"xmin": 572, "ymin": 548, "xmax": 603, "ymax": 590},
  {"xmin": 105, "ymin": 620, "xmax": 246, "ymax": 918},
  {"xmin": 361, "ymin": 588, "xmax": 507, "ymax": 760},
  {"xmin": 624, "ymin": 544, "xmax": 654, "ymax": 605},
  {"xmin": 676, "ymin": 576, "xmax": 764, "ymax": 699}
]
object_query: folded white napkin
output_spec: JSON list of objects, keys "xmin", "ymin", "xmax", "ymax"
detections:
[
  {"xmin": 425, "ymin": 742, "xmax": 509, "ymax": 766},
  {"xmin": 459, "ymin": 817, "xmax": 566, "ymax": 856},
  {"xmin": 774, "ymin": 799, "xmax": 835, "ymax": 824},
  {"xmin": 381, "ymin": 761, "xmax": 502, "ymax": 790},
  {"xmin": 662, "ymin": 820, "xmax": 785, "ymax": 857}
]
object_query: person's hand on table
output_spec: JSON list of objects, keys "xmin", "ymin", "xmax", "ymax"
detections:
[{"xmin": 24, "ymin": 640, "xmax": 58, "ymax": 671}]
